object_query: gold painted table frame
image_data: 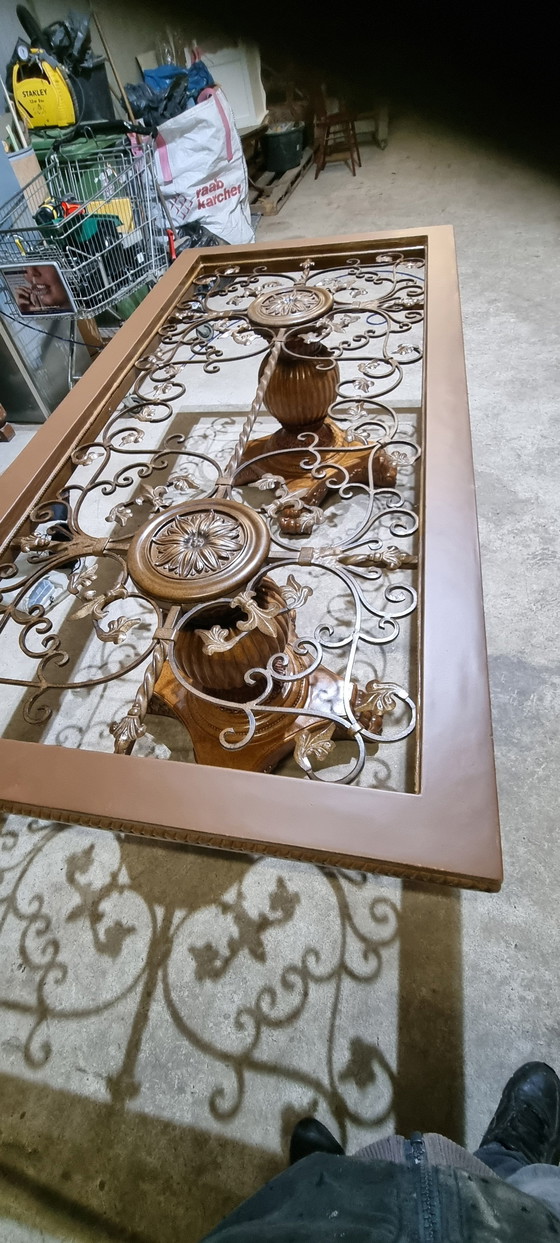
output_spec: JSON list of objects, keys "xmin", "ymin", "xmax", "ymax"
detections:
[{"xmin": 0, "ymin": 228, "xmax": 501, "ymax": 890}]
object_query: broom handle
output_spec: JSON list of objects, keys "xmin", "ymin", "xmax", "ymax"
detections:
[
  {"xmin": 91, "ymin": 11, "xmax": 136, "ymax": 124},
  {"xmin": 0, "ymin": 71, "xmax": 27, "ymax": 149}
]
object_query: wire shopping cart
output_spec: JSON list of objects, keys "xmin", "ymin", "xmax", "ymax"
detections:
[{"xmin": 0, "ymin": 121, "xmax": 170, "ymax": 382}]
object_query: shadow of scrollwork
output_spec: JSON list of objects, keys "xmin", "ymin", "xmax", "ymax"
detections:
[
  {"xmin": 0, "ymin": 813, "xmax": 463, "ymax": 1241},
  {"xmin": 160, "ymin": 864, "xmax": 398, "ymax": 1139}
]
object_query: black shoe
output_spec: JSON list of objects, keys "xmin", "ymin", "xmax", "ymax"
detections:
[
  {"xmin": 479, "ymin": 1062, "xmax": 560, "ymax": 1165},
  {"xmin": 289, "ymin": 1117, "xmax": 345, "ymax": 1164}
]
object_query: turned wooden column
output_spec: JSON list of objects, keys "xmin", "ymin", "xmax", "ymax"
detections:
[{"xmin": 235, "ymin": 283, "xmax": 397, "ymax": 528}]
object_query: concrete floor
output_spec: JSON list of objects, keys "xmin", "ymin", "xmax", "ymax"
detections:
[{"xmin": 1, "ymin": 113, "xmax": 560, "ymax": 1242}]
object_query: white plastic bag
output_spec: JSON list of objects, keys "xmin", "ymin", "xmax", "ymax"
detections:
[{"xmin": 155, "ymin": 87, "xmax": 254, "ymax": 245}]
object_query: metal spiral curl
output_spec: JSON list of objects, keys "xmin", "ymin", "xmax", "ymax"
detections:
[{"xmin": 110, "ymin": 640, "xmax": 166, "ymax": 753}]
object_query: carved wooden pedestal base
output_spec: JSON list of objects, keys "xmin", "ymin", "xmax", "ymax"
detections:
[
  {"xmin": 153, "ymin": 651, "xmax": 382, "ymax": 773},
  {"xmin": 236, "ymin": 418, "xmax": 397, "ymax": 533},
  {"xmin": 126, "ymin": 482, "xmax": 387, "ymax": 774},
  {"xmin": 0, "ymin": 404, "xmax": 15, "ymax": 443}
]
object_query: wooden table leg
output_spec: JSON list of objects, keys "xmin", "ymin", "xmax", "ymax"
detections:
[{"xmin": 375, "ymin": 104, "xmax": 389, "ymax": 150}]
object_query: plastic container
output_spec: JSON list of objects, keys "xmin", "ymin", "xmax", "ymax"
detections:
[
  {"xmin": 263, "ymin": 122, "xmax": 304, "ymax": 174},
  {"xmin": 31, "ymin": 129, "xmax": 121, "ymax": 166}
]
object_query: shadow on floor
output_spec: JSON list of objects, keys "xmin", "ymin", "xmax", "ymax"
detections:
[
  {"xmin": 0, "ymin": 814, "xmax": 464, "ymax": 1242},
  {"xmin": 395, "ymin": 881, "xmax": 464, "ymax": 1144},
  {"xmin": 0, "ymin": 1073, "xmax": 283, "ymax": 1243}
]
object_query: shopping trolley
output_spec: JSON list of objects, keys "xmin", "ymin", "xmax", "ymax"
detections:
[{"xmin": 0, "ymin": 121, "xmax": 170, "ymax": 383}]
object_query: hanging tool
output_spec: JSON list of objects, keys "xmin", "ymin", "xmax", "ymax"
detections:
[
  {"xmin": 0, "ymin": 70, "xmax": 27, "ymax": 147},
  {"xmin": 91, "ymin": 12, "xmax": 135, "ymax": 123}
]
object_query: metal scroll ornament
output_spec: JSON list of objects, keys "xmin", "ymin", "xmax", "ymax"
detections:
[{"xmin": 0, "ymin": 250, "xmax": 423, "ymax": 783}]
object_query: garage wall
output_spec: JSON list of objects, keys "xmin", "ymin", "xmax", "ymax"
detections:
[{"xmin": 6, "ymin": 1, "xmax": 228, "ymax": 91}]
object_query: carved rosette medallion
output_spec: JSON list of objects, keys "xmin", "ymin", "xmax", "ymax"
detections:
[
  {"xmin": 127, "ymin": 499, "xmax": 271, "ymax": 605},
  {"xmin": 151, "ymin": 511, "xmax": 244, "ymax": 579},
  {"xmin": 247, "ymin": 284, "xmax": 333, "ymax": 328}
]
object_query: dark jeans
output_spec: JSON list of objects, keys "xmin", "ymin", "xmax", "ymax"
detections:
[
  {"xmin": 476, "ymin": 1142, "xmax": 560, "ymax": 1220},
  {"xmin": 475, "ymin": 1142, "xmax": 529, "ymax": 1180}
]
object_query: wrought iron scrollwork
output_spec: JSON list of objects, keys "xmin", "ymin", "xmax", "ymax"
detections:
[{"xmin": 0, "ymin": 248, "xmax": 424, "ymax": 790}]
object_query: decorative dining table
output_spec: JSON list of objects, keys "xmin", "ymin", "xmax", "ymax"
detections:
[{"xmin": 0, "ymin": 227, "xmax": 501, "ymax": 890}]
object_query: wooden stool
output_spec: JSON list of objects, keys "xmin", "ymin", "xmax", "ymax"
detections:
[{"xmin": 314, "ymin": 110, "xmax": 362, "ymax": 178}]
